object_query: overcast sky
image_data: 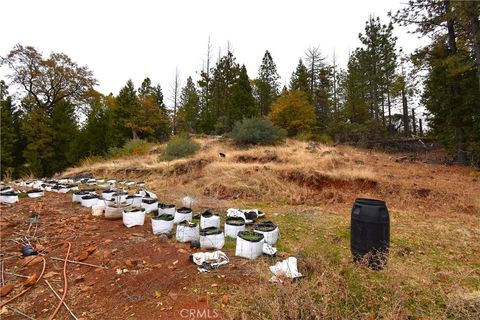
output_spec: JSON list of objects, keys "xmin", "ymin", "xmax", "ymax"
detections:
[{"xmin": 1, "ymin": 0, "xmax": 424, "ymax": 100}]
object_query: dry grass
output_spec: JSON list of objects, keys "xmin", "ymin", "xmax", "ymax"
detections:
[{"xmin": 62, "ymin": 137, "xmax": 480, "ymax": 319}]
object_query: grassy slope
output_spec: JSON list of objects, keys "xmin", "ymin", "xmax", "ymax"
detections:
[{"xmin": 64, "ymin": 138, "xmax": 480, "ymax": 319}]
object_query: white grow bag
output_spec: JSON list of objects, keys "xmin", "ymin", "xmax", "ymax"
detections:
[
  {"xmin": 254, "ymin": 222, "xmax": 279, "ymax": 245},
  {"xmin": 27, "ymin": 190, "xmax": 44, "ymax": 198},
  {"xmin": 101, "ymin": 191, "xmax": 115, "ymax": 201},
  {"xmin": 91, "ymin": 202, "xmax": 106, "ymax": 217},
  {"xmin": 174, "ymin": 207, "xmax": 193, "ymax": 224},
  {"xmin": 104, "ymin": 205, "xmax": 126, "ymax": 220},
  {"xmin": 0, "ymin": 193, "xmax": 19, "ymax": 204},
  {"xmin": 159, "ymin": 204, "xmax": 176, "ymax": 216},
  {"xmin": 200, "ymin": 211, "xmax": 220, "ymax": 229},
  {"xmin": 176, "ymin": 222, "xmax": 199, "ymax": 242},
  {"xmin": 151, "ymin": 215, "xmax": 175, "ymax": 235},
  {"xmin": 224, "ymin": 217, "xmax": 246, "ymax": 238},
  {"xmin": 80, "ymin": 195, "xmax": 99, "ymax": 207},
  {"xmin": 72, "ymin": 191, "xmax": 90, "ymax": 202},
  {"xmin": 126, "ymin": 196, "xmax": 143, "ymax": 207},
  {"xmin": 235, "ymin": 231, "xmax": 264, "ymax": 260},
  {"xmin": 111, "ymin": 193, "xmax": 128, "ymax": 204},
  {"xmin": 0, "ymin": 187, "xmax": 14, "ymax": 194},
  {"xmin": 123, "ymin": 208, "xmax": 146, "ymax": 228},
  {"xmin": 141, "ymin": 199, "xmax": 158, "ymax": 213},
  {"xmin": 200, "ymin": 228, "xmax": 225, "ymax": 250}
]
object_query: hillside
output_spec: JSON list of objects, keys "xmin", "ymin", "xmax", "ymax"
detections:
[
  {"xmin": 1, "ymin": 138, "xmax": 478, "ymax": 319},
  {"xmin": 64, "ymin": 138, "xmax": 480, "ymax": 318}
]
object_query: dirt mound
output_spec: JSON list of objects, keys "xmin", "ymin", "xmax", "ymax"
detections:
[
  {"xmin": 236, "ymin": 152, "xmax": 281, "ymax": 164},
  {"xmin": 278, "ymin": 169, "xmax": 378, "ymax": 192}
]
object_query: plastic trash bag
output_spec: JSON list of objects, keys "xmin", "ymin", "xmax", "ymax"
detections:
[
  {"xmin": 269, "ymin": 257, "xmax": 303, "ymax": 282},
  {"xmin": 191, "ymin": 251, "xmax": 229, "ymax": 272}
]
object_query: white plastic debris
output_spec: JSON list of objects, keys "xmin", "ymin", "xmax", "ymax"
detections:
[
  {"xmin": 191, "ymin": 251, "xmax": 229, "ymax": 272},
  {"xmin": 181, "ymin": 196, "xmax": 194, "ymax": 208},
  {"xmin": 269, "ymin": 257, "xmax": 303, "ymax": 282},
  {"xmin": 262, "ymin": 243, "xmax": 278, "ymax": 256},
  {"xmin": 91, "ymin": 203, "xmax": 106, "ymax": 217},
  {"xmin": 227, "ymin": 208, "xmax": 264, "ymax": 223}
]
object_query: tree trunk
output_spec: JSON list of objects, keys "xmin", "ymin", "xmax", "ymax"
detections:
[
  {"xmin": 402, "ymin": 85, "xmax": 409, "ymax": 136},
  {"xmin": 444, "ymin": 1, "xmax": 458, "ymax": 54},
  {"xmin": 387, "ymin": 87, "xmax": 392, "ymax": 129},
  {"xmin": 132, "ymin": 129, "xmax": 139, "ymax": 140},
  {"xmin": 411, "ymin": 108, "xmax": 417, "ymax": 135},
  {"xmin": 444, "ymin": 0, "xmax": 468, "ymax": 163},
  {"xmin": 381, "ymin": 94, "xmax": 386, "ymax": 127},
  {"xmin": 419, "ymin": 118, "xmax": 423, "ymax": 136}
]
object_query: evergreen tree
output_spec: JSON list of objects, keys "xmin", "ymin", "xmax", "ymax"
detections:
[
  {"xmin": 50, "ymin": 100, "xmax": 79, "ymax": 172},
  {"xmin": 74, "ymin": 91, "xmax": 116, "ymax": 158},
  {"xmin": 393, "ymin": 0, "xmax": 480, "ymax": 163},
  {"xmin": 229, "ymin": 65, "xmax": 257, "ymax": 127},
  {"xmin": 289, "ymin": 59, "xmax": 310, "ymax": 95},
  {"xmin": 210, "ymin": 51, "xmax": 240, "ymax": 133},
  {"xmin": 0, "ymin": 81, "xmax": 17, "ymax": 178},
  {"xmin": 115, "ymin": 80, "xmax": 140, "ymax": 140},
  {"xmin": 20, "ymin": 106, "xmax": 55, "ymax": 177},
  {"xmin": 177, "ymin": 76, "xmax": 200, "ymax": 133},
  {"xmin": 256, "ymin": 50, "xmax": 280, "ymax": 115},
  {"xmin": 138, "ymin": 78, "xmax": 170, "ymax": 140}
]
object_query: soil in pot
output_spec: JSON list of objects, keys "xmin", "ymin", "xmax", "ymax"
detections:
[
  {"xmin": 254, "ymin": 221, "xmax": 277, "ymax": 232},
  {"xmin": 152, "ymin": 214, "xmax": 174, "ymax": 221},
  {"xmin": 238, "ymin": 231, "xmax": 264, "ymax": 242},
  {"xmin": 226, "ymin": 217, "xmax": 246, "ymax": 226}
]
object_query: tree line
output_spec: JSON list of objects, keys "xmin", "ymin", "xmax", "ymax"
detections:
[{"xmin": 1, "ymin": 0, "xmax": 479, "ymax": 178}]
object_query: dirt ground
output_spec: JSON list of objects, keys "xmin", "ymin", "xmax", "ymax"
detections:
[
  {"xmin": 0, "ymin": 193, "xmax": 248, "ymax": 320},
  {"xmin": 1, "ymin": 142, "xmax": 479, "ymax": 319}
]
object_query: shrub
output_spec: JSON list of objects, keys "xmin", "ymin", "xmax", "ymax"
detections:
[
  {"xmin": 79, "ymin": 155, "xmax": 105, "ymax": 167},
  {"xmin": 230, "ymin": 118, "xmax": 286, "ymax": 145},
  {"xmin": 163, "ymin": 134, "xmax": 200, "ymax": 160},
  {"xmin": 268, "ymin": 90, "xmax": 317, "ymax": 136},
  {"xmin": 296, "ymin": 132, "xmax": 333, "ymax": 144},
  {"xmin": 108, "ymin": 139, "xmax": 150, "ymax": 158}
]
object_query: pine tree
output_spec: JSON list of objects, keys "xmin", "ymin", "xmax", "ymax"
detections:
[
  {"xmin": 229, "ymin": 65, "xmax": 257, "ymax": 127},
  {"xmin": 289, "ymin": 59, "xmax": 310, "ymax": 95},
  {"xmin": 138, "ymin": 78, "xmax": 170, "ymax": 140},
  {"xmin": 256, "ymin": 50, "xmax": 280, "ymax": 115},
  {"xmin": 50, "ymin": 100, "xmax": 79, "ymax": 172},
  {"xmin": 393, "ymin": 0, "xmax": 480, "ymax": 163},
  {"xmin": 210, "ymin": 50, "xmax": 240, "ymax": 133},
  {"xmin": 0, "ymin": 81, "xmax": 17, "ymax": 178},
  {"xmin": 177, "ymin": 76, "xmax": 200, "ymax": 133},
  {"xmin": 115, "ymin": 80, "xmax": 140, "ymax": 140},
  {"xmin": 20, "ymin": 106, "xmax": 55, "ymax": 177}
]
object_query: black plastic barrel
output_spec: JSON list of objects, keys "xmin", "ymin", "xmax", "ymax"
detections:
[{"xmin": 351, "ymin": 198, "xmax": 389, "ymax": 270}]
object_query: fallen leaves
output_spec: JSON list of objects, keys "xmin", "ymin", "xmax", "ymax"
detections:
[
  {"xmin": 24, "ymin": 274, "xmax": 37, "ymax": 287},
  {"xmin": 0, "ymin": 284, "xmax": 14, "ymax": 297}
]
